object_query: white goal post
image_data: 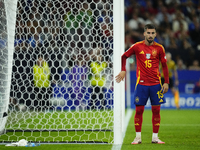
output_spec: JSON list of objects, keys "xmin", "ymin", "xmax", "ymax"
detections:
[
  {"xmin": 0, "ymin": 0, "xmax": 125, "ymax": 144},
  {"xmin": 0, "ymin": 0, "xmax": 18, "ymax": 134},
  {"xmin": 113, "ymin": 0, "xmax": 125, "ymax": 145}
]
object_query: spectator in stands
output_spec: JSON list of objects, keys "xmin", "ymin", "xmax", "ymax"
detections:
[
  {"xmin": 145, "ymin": 13, "xmax": 160, "ymax": 27},
  {"xmin": 177, "ymin": 59, "xmax": 187, "ymax": 70},
  {"xmin": 162, "ymin": 27, "xmax": 175, "ymax": 49},
  {"xmin": 33, "ymin": 55, "xmax": 52, "ymax": 111},
  {"xmin": 180, "ymin": 39, "xmax": 195, "ymax": 67},
  {"xmin": 26, "ymin": 21, "xmax": 43, "ymax": 48},
  {"xmin": 172, "ymin": 9, "xmax": 188, "ymax": 33},
  {"xmin": 165, "ymin": 0, "xmax": 179, "ymax": 14},
  {"xmin": 187, "ymin": 8, "xmax": 198, "ymax": 24},
  {"xmin": 156, "ymin": 6, "xmax": 172, "ymax": 23},
  {"xmin": 193, "ymin": 78, "xmax": 200, "ymax": 94},
  {"xmin": 174, "ymin": 21, "xmax": 192, "ymax": 52},
  {"xmin": 181, "ymin": 0, "xmax": 196, "ymax": 18},
  {"xmin": 128, "ymin": 11, "xmax": 145, "ymax": 31},
  {"xmin": 165, "ymin": 0, "xmax": 180, "ymax": 6},
  {"xmin": 188, "ymin": 60, "xmax": 200, "ymax": 71},
  {"xmin": 88, "ymin": 47, "xmax": 108, "ymax": 110},
  {"xmin": 125, "ymin": 32, "xmax": 135, "ymax": 50},
  {"xmin": 140, "ymin": 0, "xmax": 158, "ymax": 16},
  {"xmin": 125, "ymin": 0, "xmax": 140, "ymax": 21},
  {"xmin": 71, "ymin": 55, "xmax": 88, "ymax": 110},
  {"xmin": 159, "ymin": 13, "xmax": 172, "ymax": 34},
  {"xmin": 174, "ymin": 21, "xmax": 189, "ymax": 40},
  {"xmin": 189, "ymin": 17, "xmax": 200, "ymax": 49},
  {"xmin": 164, "ymin": 28, "xmax": 180, "ymax": 61}
]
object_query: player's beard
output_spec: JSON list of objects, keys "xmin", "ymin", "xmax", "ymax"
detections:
[{"xmin": 147, "ymin": 37, "xmax": 154, "ymax": 44}]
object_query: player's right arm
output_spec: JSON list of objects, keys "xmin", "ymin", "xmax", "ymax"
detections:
[
  {"xmin": 121, "ymin": 44, "xmax": 136, "ymax": 71},
  {"xmin": 115, "ymin": 71, "xmax": 126, "ymax": 83},
  {"xmin": 115, "ymin": 44, "xmax": 136, "ymax": 83}
]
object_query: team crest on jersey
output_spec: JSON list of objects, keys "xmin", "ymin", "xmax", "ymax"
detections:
[
  {"xmin": 152, "ymin": 49, "xmax": 157, "ymax": 57},
  {"xmin": 146, "ymin": 54, "xmax": 151, "ymax": 59}
]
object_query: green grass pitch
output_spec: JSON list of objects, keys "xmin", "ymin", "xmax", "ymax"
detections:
[
  {"xmin": 0, "ymin": 109, "xmax": 199, "ymax": 150},
  {"xmin": 0, "ymin": 110, "xmax": 113, "ymax": 143},
  {"xmin": 122, "ymin": 109, "xmax": 200, "ymax": 150}
]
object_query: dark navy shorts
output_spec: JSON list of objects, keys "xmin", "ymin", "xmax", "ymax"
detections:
[{"xmin": 133, "ymin": 84, "xmax": 166, "ymax": 106}]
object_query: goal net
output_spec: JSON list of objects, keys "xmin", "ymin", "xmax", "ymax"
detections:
[{"xmin": 0, "ymin": 0, "xmax": 115, "ymax": 144}]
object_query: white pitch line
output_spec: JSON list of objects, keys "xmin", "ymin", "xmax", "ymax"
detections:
[{"xmin": 111, "ymin": 109, "xmax": 133, "ymax": 150}]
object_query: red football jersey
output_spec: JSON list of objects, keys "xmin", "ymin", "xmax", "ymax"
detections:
[{"xmin": 122, "ymin": 41, "xmax": 169, "ymax": 86}]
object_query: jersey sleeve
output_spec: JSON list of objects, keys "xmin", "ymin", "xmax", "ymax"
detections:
[
  {"xmin": 161, "ymin": 62, "xmax": 169, "ymax": 84},
  {"xmin": 159, "ymin": 46, "xmax": 169, "ymax": 84},
  {"xmin": 159, "ymin": 45, "xmax": 167, "ymax": 63},
  {"xmin": 121, "ymin": 44, "xmax": 136, "ymax": 71}
]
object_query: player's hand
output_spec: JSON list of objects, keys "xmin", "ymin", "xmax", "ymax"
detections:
[
  {"xmin": 115, "ymin": 71, "xmax": 126, "ymax": 83},
  {"xmin": 161, "ymin": 83, "xmax": 169, "ymax": 94}
]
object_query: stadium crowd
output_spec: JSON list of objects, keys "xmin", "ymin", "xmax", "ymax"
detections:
[{"xmin": 124, "ymin": 0, "xmax": 200, "ymax": 70}]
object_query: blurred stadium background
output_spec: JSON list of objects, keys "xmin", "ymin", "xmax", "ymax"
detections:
[
  {"xmin": 0, "ymin": 0, "xmax": 200, "ymax": 149},
  {"xmin": 124, "ymin": 0, "xmax": 200, "ymax": 109}
]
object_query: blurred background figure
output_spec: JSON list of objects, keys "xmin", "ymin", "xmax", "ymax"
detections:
[
  {"xmin": 188, "ymin": 60, "xmax": 200, "ymax": 71},
  {"xmin": 70, "ymin": 55, "xmax": 88, "ymax": 110},
  {"xmin": 161, "ymin": 52, "xmax": 180, "ymax": 109},
  {"xmin": 177, "ymin": 59, "xmax": 187, "ymax": 70},
  {"xmin": 88, "ymin": 47, "xmax": 108, "ymax": 110},
  {"xmin": 193, "ymin": 78, "xmax": 200, "ymax": 94},
  {"xmin": 33, "ymin": 54, "xmax": 52, "ymax": 111}
]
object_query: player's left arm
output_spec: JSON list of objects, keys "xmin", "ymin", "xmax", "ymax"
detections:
[
  {"xmin": 161, "ymin": 62, "xmax": 169, "ymax": 94},
  {"xmin": 160, "ymin": 46, "xmax": 169, "ymax": 94}
]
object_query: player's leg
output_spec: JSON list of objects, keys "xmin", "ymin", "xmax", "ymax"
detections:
[
  {"xmin": 131, "ymin": 105, "xmax": 144, "ymax": 144},
  {"xmin": 151, "ymin": 105, "xmax": 164, "ymax": 144},
  {"xmin": 150, "ymin": 84, "xmax": 165, "ymax": 144},
  {"xmin": 132, "ymin": 84, "xmax": 149, "ymax": 144}
]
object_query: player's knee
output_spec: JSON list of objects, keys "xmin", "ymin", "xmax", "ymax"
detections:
[
  {"xmin": 151, "ymin": 105, "xmax": 160, "ymax": 114},
  {"xmin": 136, "ymin": 105, "xmax": 144, "ymax": 115}
]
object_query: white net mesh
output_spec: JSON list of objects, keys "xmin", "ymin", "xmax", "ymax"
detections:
[{"xmin": 0, "ymin": 0, "xmax": 114, "ymax": 143}]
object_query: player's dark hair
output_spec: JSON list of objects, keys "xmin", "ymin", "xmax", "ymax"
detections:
[{"xmin": 144, "ymin": 24, "xmax": 156, "ymax": 32}]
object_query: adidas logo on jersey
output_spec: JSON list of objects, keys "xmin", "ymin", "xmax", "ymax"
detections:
[{"xmin": 139, "ymin": 51, "xmax": 144, "ymax": 54}]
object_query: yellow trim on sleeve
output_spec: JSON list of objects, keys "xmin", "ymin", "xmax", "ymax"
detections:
[{"xmin": 135, "ymin": 70, "xmax": 140, "ymax": 90}]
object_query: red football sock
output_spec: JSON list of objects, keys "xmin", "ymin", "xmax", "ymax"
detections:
[
  {"xmin": 134, "ymin": 105, "xmax": 145, "ymax": 132},
  {"xmin": 152, "ymin": 105, "xmax": 161, "ymax": 133}
]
